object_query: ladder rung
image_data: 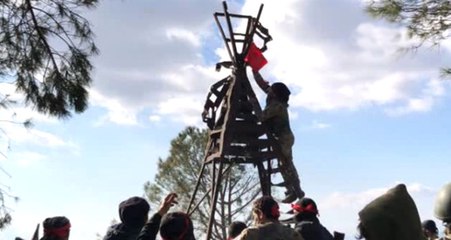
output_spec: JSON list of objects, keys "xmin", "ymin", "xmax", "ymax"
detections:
[
  {"xmin": 205, "ymin": 152, "xmax": 221, "ymax": 163},
  {"xmin": 272, "ymin": 182, "xmax": 286, "ymax": 187},
  {"xmin": 235, "ymin": 113, "xmax": 258, "ymax": 121},
  {"xmin": 209, "ymin": 129, "xmax": 223, "ymax": 136},
  {"xmin": 225, "ymin": 39, "xmax": 246, "ymax": 43}
]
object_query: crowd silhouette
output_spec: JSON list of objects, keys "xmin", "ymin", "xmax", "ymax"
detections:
[{"xmin": 17, "ymin": 182, "xmax": 451, "ymax": 240}]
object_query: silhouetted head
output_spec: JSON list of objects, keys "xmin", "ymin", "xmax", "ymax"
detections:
[
  {"xmin": 252, "ymin": 196, "xmax": 280, "ymax": 223},
  {"xmin": 270, "ymin": 82, "xmax": 290, "ymax": 103},
  {"xmin": 290, "ymin": 197, "xmax": 319, "ymax": 222},
  {"xmin": 41, "ymin": 216, "xmax": 71, "ymax": 240},
  {"xmin": 119, "ymin": 196, "xmax": 150, "ymax": 228},
  {"xmin": 422, "ymin": 219, "xmax": 438, "ymax": 237},
  {"xmin": 160, "ymin": 212, "xmax": 195, "ymax": 240}
]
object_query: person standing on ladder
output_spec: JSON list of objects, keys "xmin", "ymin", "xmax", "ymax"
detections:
[
  {"xmin": 251, "ymin": 68, "xmax": 304, "ymax": 204},
  {"xmin": 245, "ymin": 42, "xmax": 304, "ymax": 204}
]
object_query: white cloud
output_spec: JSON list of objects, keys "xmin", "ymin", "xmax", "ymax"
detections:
[
  {"xmin": 240, "ymin": 0, "xmax": 451, "ymax": 115},
  {"xmin": 154, "ymin": 96, "xmax": 205, "ymax": 126},
  {"xmin": 0, "ymin": 83, "xmax": 58, "ymax": 125},
  {"xmin": 321, "ymin": 182, "xmax": 435, "ymax": 210},
  {"xmin": 149, "ymin": 115, "xmax": 161, "ymax": 122},
  {"xmin": 83, "ymin": 0, "xmax": 451, "ymax": 126},
  {"xmin": 0, "ymin": 117, "xmax": 78, "ymax": 161},
  {"xmin": 5, "ymin": 107, "xmax": 58, "ymax": 124},
  {"xmin": 355, "ymin": 23, "xmax": 415, "ymax": 59},
  {"xmin": 9, "ymin": 127, "xmax": 73, "ymax": 149},
  {"xmin": 166, "ymin": 28, "xmax": 201, "ymax": 47},
  {"xmin": 10, "ymin": 151, "xmax": 47, "ymax": 167},
  {"xmin": 385, "ymin": 97, "xmax": 434, "ymax": 116},
  {"xmin": 85, "ymin": 0, "xmax": 223, "ymax": 126},
  {"xmin": 89, "ymin": 89, "xmax": 139, "ymax": 126},
  {"xmin": 0, "ymin": 87, "xmax": 78, "ymax": 165},
  {"xmin": 311, "ymin": 120, "xmax": 331, "ymax": 129}
]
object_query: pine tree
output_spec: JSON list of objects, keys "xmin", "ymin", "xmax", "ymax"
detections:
[
  {"xmin": 0, "ymin": 0, "xmax": 99, "ymax": 118},
  {"xmin": 144, "ymin": 126, "xmax": 261, "ymax": 239},
  {"xmin": 0, "ymin": 0, "xmax": 98, "ymax": 229},
  {"xmin": 366, "ymin": 0, "xmax": 451, "ymax": 74}
]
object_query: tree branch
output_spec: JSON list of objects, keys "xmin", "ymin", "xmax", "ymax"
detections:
[{"xmin": 25, "ymin": 0, "xmax": 60, "ymax": 77}]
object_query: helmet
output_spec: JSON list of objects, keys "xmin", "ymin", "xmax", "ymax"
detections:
[
  {"xmin": 422, "ymin": 219, "xmax": 438, "ymax": 233},
  {"xmin": 270, "ymin": 82, "xmax": 290, "ymax": 103},
  {"xmin": 434, "ymin": 183, "xmax": 451, "ymax": 221}
]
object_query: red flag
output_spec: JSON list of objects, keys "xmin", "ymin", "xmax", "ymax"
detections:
[{"xmin": 245, "ymin": 42, "xmax": 267, "ymax": 71}]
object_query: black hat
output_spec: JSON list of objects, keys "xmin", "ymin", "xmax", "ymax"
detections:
[
  {"xmin": 271, "ymin": 82, "xmax": 290, "ymax": 103},
  {"xmin": 287, "ymin": 197, "xmax": 318, "ymax": 215},
  {"xmin": 160, "ymin": 212, "xmax": 195, "ymax": 240},
  {"xmin": 422, "ymin": 219, "xmax": 438, "ymax": 233},
  {"xmin": 119, "ymin": 196, "xmax": 150, "ymax": 227},
  {"xmin": 42, "ymin": 216, "xmax": 71, "ymax": 238}
]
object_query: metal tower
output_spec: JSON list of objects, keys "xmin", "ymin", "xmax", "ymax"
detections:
[{"xmin": 187, "ymin": 2, "xmax": 298, "ymax": 239}]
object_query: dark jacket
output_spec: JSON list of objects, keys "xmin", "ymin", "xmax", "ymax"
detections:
[
  {"xmin": 103, "ymin": 213, "xmax": 162, "ymax": 240},
  {"xmin": 358, "ymin": 184, "xmax": 426, "ymax": 240},
  {"xmin": 294, "ymin": 214, "xmax": 333, "ymax": 240}
]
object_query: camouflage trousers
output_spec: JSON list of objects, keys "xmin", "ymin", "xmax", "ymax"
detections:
[{"xmin": 276, "ymin": 132, "xmax": 303, "ymax": 196}]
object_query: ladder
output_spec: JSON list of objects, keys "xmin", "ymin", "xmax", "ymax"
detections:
[{"xmin": 187, "ymin": 2, "xmax": 298, "ymax": 239}]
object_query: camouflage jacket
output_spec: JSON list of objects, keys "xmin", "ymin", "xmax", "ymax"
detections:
[
  {"xmin": 261, "ymin": 100, "xmax": 293, "ymax": 138},
  {"xmin": 235, "ymin": 221, "xmax": 304, "ymax": 240}
]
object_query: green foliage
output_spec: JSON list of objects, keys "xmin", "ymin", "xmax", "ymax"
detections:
[
  {"xmin": 145, "ymin": 127, "xmax": 207, "ymax": 205},
  {"xmin": 366, "ymin": 0, "xmax": 451, "ymax": 45},
  {"xmin": 0, "ymin": 0, "xmax": 98, "ymax": 230},
  {"xmin": 144, "ymin": 126, "xmax": 260, "ymax": 239},
  {"xmin": 0, "ymin": 174, "xmax": 18, "ymax": 230},
  {"xmin": 366, "ymin": 0, "xmax": 451, "ymax": 75},
  {"xmin": 0, "ymin": 0, "xmax": 99, "ymax": 118}
]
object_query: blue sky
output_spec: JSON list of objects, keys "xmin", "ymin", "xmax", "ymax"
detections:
[{"xmin": 1, "ymin": 0, "xmax": 451, "ymax": 239}]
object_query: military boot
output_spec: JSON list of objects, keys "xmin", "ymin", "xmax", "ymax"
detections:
[{"xmin": 281, "ymin": 188, "xmax": 297, "ymax": 203}]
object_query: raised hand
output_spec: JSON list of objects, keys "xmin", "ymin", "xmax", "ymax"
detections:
[{"xmin": 158, "ymin": 192, "xmax": 178, "ymax": 216}]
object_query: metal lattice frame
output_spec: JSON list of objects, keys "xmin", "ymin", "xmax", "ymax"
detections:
[{"xmin": 187, "ymin": 2, "xmax": 291, "ymax": 239}]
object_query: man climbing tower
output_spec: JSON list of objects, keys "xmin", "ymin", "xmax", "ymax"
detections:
[{"xmin": 251, "ymin": 67, "xmax": 304, "ymax": 203}]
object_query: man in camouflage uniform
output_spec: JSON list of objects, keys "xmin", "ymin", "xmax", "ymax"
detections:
[
  {"xmin": 252, "ymin": 70, "xmax": 304, "ymax": 203},
  {"xmin": 234, "ymin": 196, "xmax": 304, "ymax": 240}
]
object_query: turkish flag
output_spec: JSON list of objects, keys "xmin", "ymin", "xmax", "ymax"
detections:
[{"xmin": 245, "ymin": 42, "xmax": 267, "ymax": 71}]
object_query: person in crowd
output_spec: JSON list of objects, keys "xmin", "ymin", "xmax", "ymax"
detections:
[
  {"xmin": 356, "ymin": 184, "xmax": 425, "ymax": 240},
  {"xmin": 40, "ymin": 216, "xmax": 71, "ymax": 240},
  {"xmin": 434, "ymin": 182, "xmax": 451, "ymax": 240},
  {"xmin": 251, "ymin": 69, "xmax": 304, "ymax": 203},
  {"xmin": 159, "ymin": 212, "xmax": 196, "ymax": 240},
  {"xmin": 103, "ymin": 193, "xmax": 177, "ymax": 240},
  {"xmin": 422, "ymin": 220, "xmax": 439, "ymax": 240},
  {"xmin": 234, "ymin": 195, "xmax": 304, "ymax": 240},
  {"xmin": 289, "ymin": 198, "xmax": 333, "ymax": 240},
  {"xmin": 228, "ymin": 221, "xmax": 247, "ymax": 239}
]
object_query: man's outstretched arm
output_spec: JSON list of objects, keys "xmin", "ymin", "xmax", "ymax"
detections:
[
  {"xmin": 252, "ymin": 70, "xmax": 271, "ymax": 93},
  {"xmin": 137, "ymin": 193, "xmax": 178, "ymax": 240}
]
